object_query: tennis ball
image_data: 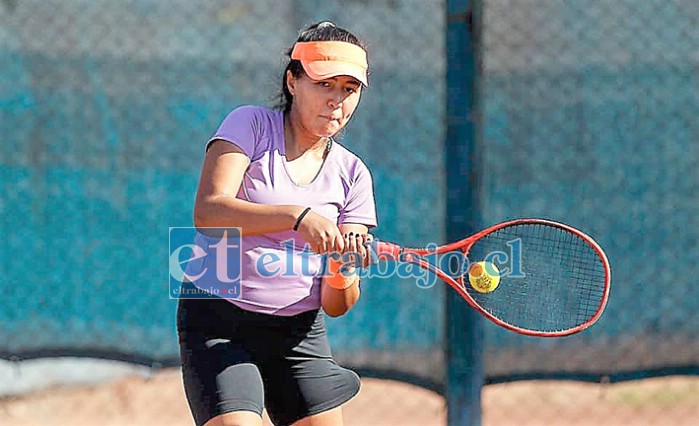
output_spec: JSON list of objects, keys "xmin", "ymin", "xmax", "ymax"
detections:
[{"xmin": 468, "ymin": 261, "xmax": 501, "ymax": 293}]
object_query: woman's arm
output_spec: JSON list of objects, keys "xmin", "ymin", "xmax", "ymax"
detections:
[
  {"xmin": 193, "ymin": 140, "xmax": 303, "ymax": 232},
  {"xmin": 321, "ymin": 223, "xmax": 370, "ymax": 317},
  {"xmin": 194, "ymin": 140, "xmax": 345, "ymax": 253}
]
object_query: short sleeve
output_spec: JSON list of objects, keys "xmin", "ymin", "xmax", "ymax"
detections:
[
  {"xmin": 205, "ymin": 106, "xmax": 264, "ymax": 159},
  {"xmin": 338, "ymin": 162, "xmax": 378, "ymax": 228}
]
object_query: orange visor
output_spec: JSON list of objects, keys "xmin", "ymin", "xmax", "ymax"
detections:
[{"xmin": 291, "ymin": 41, "xmax": 368, "ymax": 87}]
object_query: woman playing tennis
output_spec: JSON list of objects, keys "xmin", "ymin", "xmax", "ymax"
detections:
[{"xmin": 177, "ymin": 22, "xmax": 377, "ymax": 426}]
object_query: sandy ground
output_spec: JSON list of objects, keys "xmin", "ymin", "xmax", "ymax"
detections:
[{"xmin": 0, "ymin": 370, "xmax": 696, "ymax": 426}]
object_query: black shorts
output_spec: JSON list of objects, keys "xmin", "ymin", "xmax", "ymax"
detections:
[{"xmin": 176, "ymin": 281, "xmax": 360, "ymax": 426}]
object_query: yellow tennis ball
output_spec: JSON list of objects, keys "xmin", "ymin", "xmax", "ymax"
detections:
[{"xmin": 468, "ymin": 261, "xmax": 501, "ymax": 293}]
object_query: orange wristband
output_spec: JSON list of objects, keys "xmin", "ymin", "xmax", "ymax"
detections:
[{"xmin": 325, "ymin": 257, "xmax": 359, "ymax": 290}]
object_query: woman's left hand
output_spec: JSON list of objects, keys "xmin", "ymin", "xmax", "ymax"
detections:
[{"xmin": 341, "ymin": 232, "xmax": 374, "ymax": 268}]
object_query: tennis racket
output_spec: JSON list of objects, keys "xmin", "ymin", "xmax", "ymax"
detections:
[{"xmin": 370, "ymin": 219, "xmax": 610, "ymax": 337}]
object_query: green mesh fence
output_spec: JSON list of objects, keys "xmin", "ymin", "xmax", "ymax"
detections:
[
  {"xmin": 477, "ymin": 0, "xmax": 698, "ymax": 381},
  {"xmin": 0, "ymin": 6, "xmax": 447, "ymax": 425}
]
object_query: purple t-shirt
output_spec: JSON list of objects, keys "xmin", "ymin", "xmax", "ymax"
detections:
[{"xmin": 191, "ymin": 105, "xmax": 377, "ymax": 316}]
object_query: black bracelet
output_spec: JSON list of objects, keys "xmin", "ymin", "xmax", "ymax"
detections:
[{"xmin": 293, "ymin": 207, "xmax": 312, "ymax": 231}]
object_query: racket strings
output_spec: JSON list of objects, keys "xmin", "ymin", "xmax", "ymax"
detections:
[{"xmin": 465, "ymin": 223, "xmax": 607, "ymax": 333}]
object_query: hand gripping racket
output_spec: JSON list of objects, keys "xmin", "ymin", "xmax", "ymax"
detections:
[{"xmin": 371, "ymin": 219, "xmax": 611, "ymax": 337}]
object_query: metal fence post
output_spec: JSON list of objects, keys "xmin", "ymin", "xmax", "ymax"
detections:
[{"xmin": 446, "ymin": 0, "xmax": 483, "ymax": 425}]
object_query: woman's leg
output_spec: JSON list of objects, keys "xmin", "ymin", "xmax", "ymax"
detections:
[
  {"xmin": 178, "ymin": 296, "xmax": 265, "ymax": 426},
  {"xmin": 262, "ymin": 359, "xmax": 359, "ymax": 426},
  {"xmin": 263, "ymin": 310, "xmax": 360, "ymax": 426},
  {"xmin": 181, "ymin": 355, "xmax": 266, "ymax": 426},
  {"xmin": 290, "ymin": 406, "xmax": 344, "ymax": 426},
  {"xmin": 203, "ymin": 410, "xmax": 264, "ymax": 426}
]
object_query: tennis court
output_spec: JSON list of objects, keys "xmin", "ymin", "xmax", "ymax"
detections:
[
  {"xmin": 1, "ymin": 1, "xmax": 697, "ymax": 425},
  {"xmin": 2, "ymin": 372, "xmax": 697, "ymax": 425}
]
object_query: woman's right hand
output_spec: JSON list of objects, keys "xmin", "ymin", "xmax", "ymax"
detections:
[{"xmin": 295, "ymin": 210, "xmax": 345, "ymax": 254}]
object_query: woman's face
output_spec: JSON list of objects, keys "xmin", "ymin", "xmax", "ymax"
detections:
[{"xmin": 287, "ymin": 71, "xmax": 362, "ymax": 138}]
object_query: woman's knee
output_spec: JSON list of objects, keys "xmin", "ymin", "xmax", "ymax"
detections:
[
  {"xmin": 203, "ymin": 410, "xmax": 264, "ymax": 426},
  {"xmin": 290, "ymin": 406, "xmax": 344, "ymax": 426}
]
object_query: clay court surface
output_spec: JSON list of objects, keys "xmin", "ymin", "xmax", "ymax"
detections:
[{"xmin": 1, "ymin": 370, "xmax": 696, "ymax": 426}]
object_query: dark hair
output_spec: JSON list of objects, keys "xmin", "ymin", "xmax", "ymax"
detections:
[{"xmin": 277, "ymin": 21, "xmax": 368, "ymax": 113}]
